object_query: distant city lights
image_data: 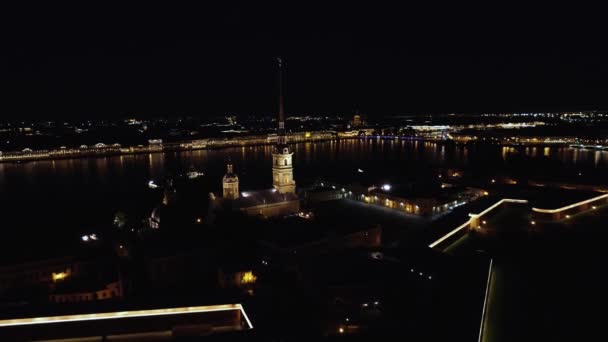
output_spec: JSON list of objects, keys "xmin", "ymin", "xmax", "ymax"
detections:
[{"xmin": 81, "ymin": 234, "xmax": 98, "ymax": 242}]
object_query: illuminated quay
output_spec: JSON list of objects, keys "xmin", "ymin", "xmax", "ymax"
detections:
[{"xmin": 0, "ymin": 131, "xmax": 338, "ymax": 163}]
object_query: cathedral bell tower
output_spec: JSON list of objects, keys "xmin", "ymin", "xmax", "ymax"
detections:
[
  {"xmin": 272, "ymin": 57, "xmax": 296, "ymax": 194},
  {"xmin": 272, "ymin": 145, "xmax": 295, "ymax": 194},
  {"xmin": 222, "ymin": 161, "xmax": 239, "ymax": 200}
]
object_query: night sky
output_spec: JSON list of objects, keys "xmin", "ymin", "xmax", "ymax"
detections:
[{"xmin": 2, "ymin": 4, "xmax": 608, "ymax": 119}]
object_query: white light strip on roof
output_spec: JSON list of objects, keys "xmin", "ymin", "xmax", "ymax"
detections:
[
  {"xmin": 429, "ymin": 199, "xmax": 528, "ymax": 249},
  {"xmin": 478, "ymin": 259, "xmax": 493, "ymax": 342},
  {"xmin": 532, "ymin": 194, "xmax": 608, "ymax": 214},
  {"xmin": 0, "ymin": 304, "xmax": 250, "ymax": 328},
  {"xmin": 429, "ymin": 220, "xmax": 471, "ymax": 248},
  {"xmin": 469, "ymin": 199, "xmax": 528, "ymax": 218},
  {"xmin": 239, "ymin": 305, "xmax": 254, "ymax": 329}
]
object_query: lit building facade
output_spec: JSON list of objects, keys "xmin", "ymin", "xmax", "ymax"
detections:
[
  {"xmin": 361, "ymin": 186, "xmax": 486, "ymax": 216},
  {"xmin": 272, "ymin": 146, "xmax": 296, "ymax": 194},
  {"xmin": 222, "ymin": 162, "xmax": 239, "ymax": 200},
  {"xmin": 49, "ymin": 280, "xmax": 123, "ymax": 304}
]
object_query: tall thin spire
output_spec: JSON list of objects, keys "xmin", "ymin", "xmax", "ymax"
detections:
[
  {"xmin": 226, "ymin": 157, "xmax": 233, "ymax": 174},
  {"xmin": 277, "ymin": 57, "xmax": 286, "ymax": 145}
]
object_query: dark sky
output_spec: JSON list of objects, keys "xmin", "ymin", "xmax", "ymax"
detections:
[{"xmin": 2, "ymin": 4, "xmax": 608, "ymax": 119}]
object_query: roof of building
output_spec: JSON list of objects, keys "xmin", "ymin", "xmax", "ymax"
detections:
[
  {"xmin": 260, "ymin": 215, "xmax": 379, "ymax": 250},
  {"xmin": 305, "ymin": 186, "xmax": 344, "ymax": 194},
  {"xmin": 370, "ymin": 184, "xmax": 482, "ymax": 204},
  {"xmin": 237, "ymin": 189, "xmax": 298, "ymax": 208}
]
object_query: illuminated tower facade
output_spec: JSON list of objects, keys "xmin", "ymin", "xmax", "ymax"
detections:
[
  {"xmin": 272, "ymin": 58, "xmax": 296, "ymax": 194},
  {"xmin": 222, "ymin": 162, "xmax": 239, "ymax": 200},
  {"xmin": 353, "ymin": 114, "xmax": 362, "ymax": 128}
]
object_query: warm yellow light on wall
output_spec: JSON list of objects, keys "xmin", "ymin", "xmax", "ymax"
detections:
[
  {"xmin": 52, "ymin": 271, "xmax": 69, "ymax": 282},
  {"xmin": 241, "ymin": 271, "xmax": 257, "ymax": 285},
  {"xmin": 305, "ymin": 132, "xmax": 311, "ymax": 138}
]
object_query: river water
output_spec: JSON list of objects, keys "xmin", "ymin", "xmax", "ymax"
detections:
[{"xmin": 1, "ymin": 139, "xmax": 607, "ymax": 261}]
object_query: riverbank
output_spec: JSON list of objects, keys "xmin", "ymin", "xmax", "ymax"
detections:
[{"xmin": 0, "ymin": 131, "xmax": 340, "ymax": 163}]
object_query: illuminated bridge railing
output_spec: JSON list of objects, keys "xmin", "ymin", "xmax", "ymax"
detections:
[{"xmin": 0, "ymin": 303, "xmax": 253, "ymax": 341}]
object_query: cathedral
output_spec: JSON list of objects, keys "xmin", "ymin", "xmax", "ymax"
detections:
[{"xmin": 216, "ymin": 59, "xmax": 300, "ymax": 218}]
